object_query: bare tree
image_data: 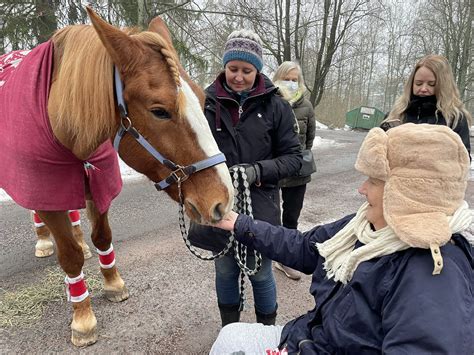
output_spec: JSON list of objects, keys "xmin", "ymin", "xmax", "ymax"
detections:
[
  {"xmin": 307, "ymin": 0, "xmax": 377, "ymax": 107},
  {"xmin": 419, "ymin": 0, "xmax": 473, "ymax": 100}
]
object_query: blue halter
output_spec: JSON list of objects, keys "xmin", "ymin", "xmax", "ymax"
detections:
[{"xmin": 112, "ymin": 67, "xmax": 226, "ymax": 191}]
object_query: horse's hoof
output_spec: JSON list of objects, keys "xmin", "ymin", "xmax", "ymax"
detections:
[
  {"xmin": 35, "ymin": 248, "xmax": 54, "ymax": 257},
  {"xmin": 71, "ymin": 327, "xmax": 98, "ymax": 347},
  {"xmin": 104, "ymin": 286, "xmax": 129, "ymax": 302},
  {"xmin": 35, "ymin": 241, "xmax": 54, "ymax": 258},
  {"xmin": 82, "ymin": 244, "xmax": 92, "ymax": 260}
]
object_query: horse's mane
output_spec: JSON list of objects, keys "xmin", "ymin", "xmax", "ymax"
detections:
[
  {"xmin": 51, "ymin": 24, "xmax": 185, "ymax": 156},
  {"xmin": 51, "ymin": 25, "xmax": 116, "ymax": 155}
]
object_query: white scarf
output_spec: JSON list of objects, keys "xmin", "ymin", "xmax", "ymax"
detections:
[{"xmin": 316, "ymin": 201, "xmax": 472, "ymax": 284}]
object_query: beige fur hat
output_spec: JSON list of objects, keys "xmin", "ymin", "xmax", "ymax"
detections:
[{"xmin": 355, "ymin": 123, "xmax": 469, "ymax": 250}]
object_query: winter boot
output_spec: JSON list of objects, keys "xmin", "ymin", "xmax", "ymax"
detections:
[
  {"xmin": 218, "ymin": 303, "xmax": 241, "ymax": 327},
  {"xmin": 72, "ymin": 224, "xmax": 92, "ymax": 259},
  {"xmin": 275, "ymin": 262, "xmax": 301, "ymax": 280},
  {"xmin": 255, "ymin": 306, "xmax": 277, "ymax": 325}
]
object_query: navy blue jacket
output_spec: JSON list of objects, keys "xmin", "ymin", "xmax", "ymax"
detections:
[{"xmin": 233, "ymin": 214, "xmax": 474, "ymax": 354}]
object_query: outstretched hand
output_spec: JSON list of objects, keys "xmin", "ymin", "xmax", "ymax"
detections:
[{"xmin": 214, "ymin": 211, "xmax": 239, "ymax": 231}]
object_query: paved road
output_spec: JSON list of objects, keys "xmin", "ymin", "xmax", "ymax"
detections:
[{"xmin": 1, "ymin": 129, "xmax": 472, "ymax": 353}]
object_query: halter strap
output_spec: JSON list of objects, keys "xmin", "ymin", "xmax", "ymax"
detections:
[
  {"xmin": 114, "ymin": 67, "xmax": 127, "ymax": 119},
  {"xmin": 112, "ymin": 66, "xmax": 226, "ymax": 190}
]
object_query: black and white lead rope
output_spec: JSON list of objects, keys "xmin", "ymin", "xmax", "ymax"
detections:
[{"xmin": 178, "ymin": 165, "xmax": 263, "ymax": 309}]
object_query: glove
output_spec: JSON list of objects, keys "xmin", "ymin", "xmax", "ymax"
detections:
[{"xmin": 229, "ymin": 163, "xmax": 261, "ymax": 186}]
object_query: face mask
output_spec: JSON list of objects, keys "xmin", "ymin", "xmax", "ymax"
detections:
[{"xmin": 281, "ymin": 80, "xmax": 299, "ymax": 93}]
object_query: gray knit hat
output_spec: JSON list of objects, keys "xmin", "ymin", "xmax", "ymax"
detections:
[{"xmin": 222, "ymin": 29, "xmax": 263, "ymax": 71}]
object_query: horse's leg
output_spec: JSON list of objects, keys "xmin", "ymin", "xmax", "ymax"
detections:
[
  {"xmin": 86, "ymin": 200, "xmax": 129, "ymax": 302},
  {"xmin": 36, "ymin": 210, "xmax": 98, "ymax": 347},
  {"xmin": 69, "ymin": 210, "xmax": 92, "ymax": 259},
  {"xmin": 72, "ymin": 223, "xmax": 92, "ymax": 259},
  {"xmin": 33, "ymin": 211, "xmax": 54, "ymax": 257},
  {"xmin": 33, "ymin": 210, "xmax": 92, "ymax": 259}
]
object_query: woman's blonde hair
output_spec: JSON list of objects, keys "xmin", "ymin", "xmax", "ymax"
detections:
[
  {"xmin": 272, "ymin": 61, "xmax": 306, "ymax": 94},
  {"xmin": 385, "ymin": 54, "xmax": 472, "ymax": 128}
]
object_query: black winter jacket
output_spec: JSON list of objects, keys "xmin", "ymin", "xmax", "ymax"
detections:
[
  {"xmin": 381, "ymin": 95, "xmax": 471, "ymax": 155},
  {"xmin": 205, "ymin": 73, "xmax": 302, "ymax": 224},
  {"xmin": 279, "ymin": 96, "xmax": 316, "ymax": 187}
]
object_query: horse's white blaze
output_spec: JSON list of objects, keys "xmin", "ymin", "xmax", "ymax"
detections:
[{"xmin": 180, "ymin": 78, "xmax": 233, "ymax": 209}]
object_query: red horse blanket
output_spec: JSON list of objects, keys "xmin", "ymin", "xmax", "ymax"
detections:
[{"xmin": 0, "ymin": 41, "xmax": 122, "ymax": 213}]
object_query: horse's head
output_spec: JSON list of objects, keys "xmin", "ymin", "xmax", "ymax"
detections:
[{"xmin": 86, "ymin": 8, "xmax": 233, "ymax": 224}]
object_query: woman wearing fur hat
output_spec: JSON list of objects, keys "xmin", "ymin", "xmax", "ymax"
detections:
[
  {"xmin": 272, "ymin": 61, "xmax": 316, "ymax": 281},
  {"xmin": 380, "ymin": 54, "xmax": 471, "ymax": 155},
  {"xmin": 210, "ymin": 123, "xmax": 473, "ymax": 354},
  {"xmin": 201, "ymin": 30, "xmax": 302, "ymax": 327}
]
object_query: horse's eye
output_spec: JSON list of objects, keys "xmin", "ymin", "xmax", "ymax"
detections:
[{"xmin": 151, "ymin": 109, "xmax": 171, "ymax": 120}]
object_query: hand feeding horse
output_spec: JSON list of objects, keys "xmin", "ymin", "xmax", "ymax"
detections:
[{"xmin": 0, "ymin": 7, "xmax": 233, "ymax": 347}]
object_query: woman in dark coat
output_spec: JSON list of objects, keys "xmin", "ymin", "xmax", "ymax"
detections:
[
  {"xmin": 210, "ymin": 123, "xmax": 474, "ymax": 354},
  {"xmin": 203, "ymin": 29, "xmax": 302, "ymax": 327},
  {"xmin": 380, "ymin": 54, "xmax": 471, "ymax": 155},
  {"xmin": 273, "ymin": 61, "xmax": 316, "ymax": 281}
]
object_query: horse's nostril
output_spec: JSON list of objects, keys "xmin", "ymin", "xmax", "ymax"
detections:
[
  {"xmin": 211, "ymin": 202, "xmax": 224, "ymax": 223},
  {"xmin": 187, "ymin": 201, "xmax": 202, "ymax": 224}
]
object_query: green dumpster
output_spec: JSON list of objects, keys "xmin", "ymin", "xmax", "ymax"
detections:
[{"xmin": 345, "ymin": 106, "xmax": 385, "ymax": 130}]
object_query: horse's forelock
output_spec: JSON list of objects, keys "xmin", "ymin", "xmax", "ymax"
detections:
[{"xmin": 133, "ymin": 31, "xmax": 187, "ymax": 117}]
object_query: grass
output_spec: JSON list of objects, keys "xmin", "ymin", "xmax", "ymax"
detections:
[{"xmin": 0, "ymin": 264, "xmax": 102, "ymax": 328}]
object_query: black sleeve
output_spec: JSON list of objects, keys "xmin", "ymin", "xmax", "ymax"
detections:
[
  {"xmin": 453, "ymin": 114, "xmax": 471, "ymax": 156},
  {"xmin": 256, "ymin": 97, "xmax": 302, "ymax": 184},
  {"xmin": 305, "ymin": 101, "xmax": 316, "ymax": 150}
]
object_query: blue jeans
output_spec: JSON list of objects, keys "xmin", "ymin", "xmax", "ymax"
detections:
[{"xmin": 214, "ymin": 253, "xmax": 277, "ymax": 315}]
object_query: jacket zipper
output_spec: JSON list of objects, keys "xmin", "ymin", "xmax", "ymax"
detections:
[{"xmin": 216, "ymin": 89, "xmax": 273, "ymax": 121}]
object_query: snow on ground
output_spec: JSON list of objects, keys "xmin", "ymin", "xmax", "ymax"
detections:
[
  {"xmin": 316, "ymin": 120, "xmax": 328, "ymax": 130},
  {"xmin": 311, "ymin": 136, "xmax": 338, "ymax": 150},
  {"xmin": 0, "ymin": 188, "xmax": 10, "ymax": 203},
  {"xmin": 117, "ymin": 158, "xmax": 146, "ymax": 182}
]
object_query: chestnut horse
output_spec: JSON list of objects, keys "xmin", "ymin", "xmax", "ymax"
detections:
[{"xmin": 0, "ymin": 8, "xmax": 233, "ymax": 347}]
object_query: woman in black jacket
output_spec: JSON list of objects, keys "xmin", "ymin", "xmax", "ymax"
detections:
[
  {"xmin": 380, "ymin": 54, "xmax": 471, "ymax": 155},
  {"xmin": 273, "ymin": 61, "xmax": 316, "ymax": 281},
  {"xmin": 203, "ymin": 29, "xmax": 302, "ymax": 327}
]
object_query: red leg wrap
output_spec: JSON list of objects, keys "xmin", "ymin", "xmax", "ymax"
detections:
[
  {"xmin": 65, "ymin": 271, "xmax": 89, "ymax": 302},
  {"xmin": 97, "ymin": 244, "xmax": 115, "ymax": 269},
  {"xmin": 68, "ymin": 210, "xmax": 81, "ymax": 226},
  {"xmin": 33, "ymin": 211, "xmax": 45, "ymax": 227}
]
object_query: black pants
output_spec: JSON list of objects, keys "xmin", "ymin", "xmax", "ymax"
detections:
[{"xmin": 281, "ymin": 184, "xmax": 307, "ymax": 229}]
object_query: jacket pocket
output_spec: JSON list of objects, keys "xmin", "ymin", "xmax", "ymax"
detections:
[
  {"xmin": 251, "ymin": 186, "xmax": 281, "ymax": 224},
  {"xmin": 332, "ymin": 289, "xmax": 355, "ymax": 324}
]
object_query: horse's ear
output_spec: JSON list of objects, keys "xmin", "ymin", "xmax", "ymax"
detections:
[
  {"xmin": 148, "ymin": 17, "xmax": 173, "ymax": 47},
  {"xmin": 86, "ymin": 6, "xmax": 140, "ymax": 69}
]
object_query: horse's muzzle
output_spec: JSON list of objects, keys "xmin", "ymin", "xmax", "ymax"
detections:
[{"xmin": 186, "ymin": 200, "xmax": 226, "ymax": 225}]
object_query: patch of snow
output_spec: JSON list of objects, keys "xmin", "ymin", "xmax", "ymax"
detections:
[
  {"xmin": 312, "ymin": 136, "xmax": 339, "ymax": 150},
  {"xmin": 315, "ymin": 120, "xmax": 328, "ymax": 130}
]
